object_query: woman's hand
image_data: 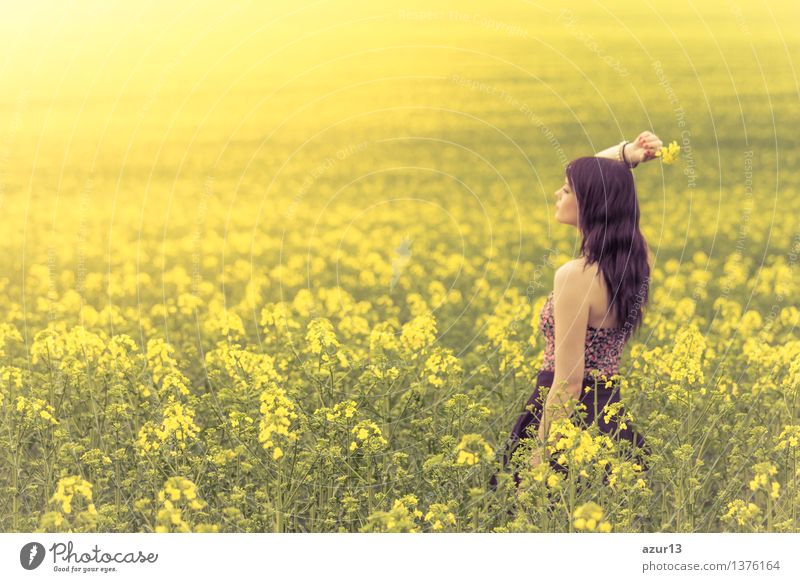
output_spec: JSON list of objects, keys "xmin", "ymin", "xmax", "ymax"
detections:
[
  {"xmin": 528, "ymin": 448, "xmax": 545, "ymax": 469},
  {"xmin": 625, "ymin": 131, "xmax": 663, "ymax": 165}
]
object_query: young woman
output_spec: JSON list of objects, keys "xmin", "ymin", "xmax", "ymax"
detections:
[{"xmin": 489, "ymin": 131, "xmax": 663, "ymax": 492}]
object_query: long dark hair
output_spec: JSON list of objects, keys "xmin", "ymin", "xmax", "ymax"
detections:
[{"xmin": 566, "ymin": 156, "xmax": 652, "ymax": 340}]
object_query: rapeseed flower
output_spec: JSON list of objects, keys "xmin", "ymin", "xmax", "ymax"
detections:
[
  {"xmin": 50, "ymin": 476, "xmax": 97, "ymax": 516},
  {"xmin": 399, "ymin": 312, "xmax": 437, "ymax": 357},
  {"xmin": 15, "ymin": 396, "xmax": 59, "ymax": 426},
  {"xmin": 455, "ymin": 433, "xmax": 494, "ymax": 465},
  {"xmin": 668, "ymin": 323, "xmax": 707, "ymax": 385},
  {"xmin": 424, "ymin": 503, "xmax": 457, "ymax": 531},
  {"xmin": 349, "ymin": 420, "xmax": 388, "ymax": 454},
  {"xmin": 573, "ymin": 502, "xmax": 612, "ymax": 532},
  {"xmin": 423, "ymin": 346, "xmax": 463, "ymax": 388},
  {"xmin": 655, "ymin": 140, "xmax": 681, "ymax": 164},
  {"xmin": 258, "ymin": 382, "xmax": 299, "ymax": 460},
  {"xmin": 748, "ymin": 462, "xmax": 780, "ymax": 500},
  {"xmin": 721, "ymin": 500, "xmax": 762, "ymax": 527},
  {"xmin": 774, "ymin": 425, "xmax": 800, "ymax": 451},
  {"xmin": 360, "ymin": 494, "xmax": 423, "ymax": 533}
]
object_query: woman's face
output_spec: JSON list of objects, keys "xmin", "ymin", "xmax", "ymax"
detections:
[{"xmin": 555, "ymin": 175, "xmax": 579, "ymax": 227}]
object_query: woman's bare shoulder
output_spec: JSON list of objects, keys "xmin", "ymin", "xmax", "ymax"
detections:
[
  {"xmin": 555, "ymin": 258, "xmax": 596, "ymax": 288},
  {"xmin": 558, "ymin": 257, "xmax": 597, "ymax": 276}
]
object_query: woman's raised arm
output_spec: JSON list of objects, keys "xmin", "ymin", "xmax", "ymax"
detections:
[{"xmin": 595, "ymin": 131, "xmax": 664, "ymax": 168}]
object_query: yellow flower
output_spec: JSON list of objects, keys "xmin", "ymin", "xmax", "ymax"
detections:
[
  {"xmin": 324, "ymin": 400, "xmax": 358, "ymax": 422},
  {"xmin": 306, "ymin": 318, "xmax": 340, "ymax": 357},
  {"xmin": 349, "ymin": 420, "xmax": 388, "ymax": 454},
  {"xmin": 775, "ymin": 425, "xmax": 800, "ymax": 451},
  {"xmin": 546, "ymin": 473, "xmax": 563, "ymax": 489},
  {"xmin": 49, "ymin": 476, "xmax": 94, "ymax": 516},
  {"xmin": 748, "ymin": 462, "xmax": 778, "ymax": 493},
  {"xmin": 455, "ymin": 433, "xmax": 494, "ymax": 466},
  {"xmin": 667, "ymin": 323, "xmax": 707, "ymax": 385},
  {"xmin": 655, "ymin": 140, "xmax": 681, "ymax": 164},
  {"xmin": 424, "ymin": 503, "xmax": 456, "ymax": 532},
  {"xmin": 721, "ymin": 500, "xmax": 762, "ymax": 527},
  {"xmin": 399, "ymin": 312, "xmax": 437, "ymax": 357},
  {"xmin": 258, "ymin": 381, "xmax": 299, "ymax": 460},
  {"xmin": 360, "ymin": 494, "xmax": 423, "ymax": 533},
  {"xmin": 423, "ymin": 346, "xmax": 462, "ymax": 387},
  {"xmin": 573, "ymin": 502, "xmax": 612, "ymax": 532},
  {"xmin": 155, "ymin": 477, "xmax": 207, "ymax": 532}
]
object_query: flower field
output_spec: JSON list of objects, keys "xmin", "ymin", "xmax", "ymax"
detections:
[{"xmin": 1, "ymin": 1, "xmax": 799, "ymax": 532}]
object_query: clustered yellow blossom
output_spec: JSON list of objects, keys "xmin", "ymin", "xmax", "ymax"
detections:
[
  {"xmin": 655, "ymin": 140, "xmax": 681, "ymax": 164},
  {"xmin": 50, "ymin": 476, "xmax": 97, "ymax": 516},
  {"xmin": 0, "ymin": 322, "xmax": 23, "ymax": 358},
  {"xmin": 369, "ymin": 321, "xmax": 401, "ymax": 353},
  {"xmin": 159, "ymin": 476, "xmax": 204, "ymax": 508},
  {"xmin": 545, "ymin": 418, "xmax": 609, "ymax": 467},
  {"xmin": 424, "ymin": 503, "xmax": 457, "ymax": 532},
  {"xmin": 98, "ymin": 334, "xmax": 139, "ymax": 381},
  {"xmin": 142, "ymin": 338, "xmax": 196, "ymax": 400},
  {"xmin": 205, "ymin": 301, "xmax": 246, "ymax": 339},
  {"xmin": 783, "ymin": 350, "xmax": 800, "ymax": 394},
  {"xmin": 260, "ymin": 301, "xmax": 300, "ymax": 334},
  {"xmin": 399, "ymin": 312, "xmax": 437, "ymax": 357},
  {"xmin": 228, "ymin": 410, "xmax": 254, "ymax": 430},
  {"xmin": 159, "ymin": 373, "xmax": 191, "ymax": 398},
  {"xmin": 455, "ymin": 433, "xmax": 494, "ymax": 466},
  {"xmin": 360, "ymin": 494, "xmax": 423, "ymax": 533},
  {"xmin": 527, "ymin": 461, "xmax": 551, "ymax": 484},
  {"xmin": 667, "ymin": 323, "xmax": 707, "ymax": 385},
  {"xmin": 0, "ymin": 366, "xmax": 23, "ymax": 401},
  {"xmin": 607, "ymin": 460, "xmax": 647, "ymax": 491},
  {"xmin": 602, "ymin": 401, "xmax": 628, "ymax": 431},
  {"xmin": 547, "ymin": 422, "xmax": 577, "ymax": 467},
  {"xmin": 15, "ymin": 396, "xmax": 59, "ymax": 426},
  {"xmin": 176, "ymin": 292, "xmax": 203, "ymax": 315},
  {"xmin": 748, "ymin": 462, "xmax": 780, "ymax": 500},
  {"xmin": 572, "ymin": 502, "xmax": 612, "ymax": 532},
  {"xmin": 349, "ymin": 420, "xmax": 388, "ymax": 454},
  {"xmin": 145, "ymin": 338, "xmax": 179, "ymax": 385},
  {"xmin": 774, "ymin": 425, "xmax": 800, "ymax": 452},
  {"xmin": 367, "ymin": 362, "xmax": 400, "ymax": 381},
  {"xmin": 39, "ymin": 475, "xmax": 98, "ymax": 532},
  {"xmin": 484, "ymin": 289, "xmax": 531, "ymax": 346},
  {"xmin": 207, "ymin": 340, "xmax": 281, "ymax": 392},
  {"xmin": 155, "ymin": 477, "xmax": 214, "ymax": 533},
  {"xmin": 30, "ymin": 326, "xmax": 106, "ymax": 379},
  {"xmin": 423, "ymin": 346, "xmax": 463, "ymax": 388},
  {"xmin": 258, "ymin": 382, "xmax": 299, "ymax": 460},
  {"xmin": 547, "ymin": 472, "xmax": 564, "ymax": 490},
  {"xmin": 721, "ymin": 499, "xmax": 762, "ymax": 527},
  {"xmin": 137, "ymin": 399, "xmax": 200, "ymax": 454},
  {"xmin": 306, "ymin": 317, "xmax": 340, "ymax": 357},
  {"xmin": 324, "ymin": 399, "xmax": 358, "ymax": 422}
]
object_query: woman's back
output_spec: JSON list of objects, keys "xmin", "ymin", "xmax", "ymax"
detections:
[{"xmin": 537, "ymin": 261, "xmax": 629, "ymax": 378}]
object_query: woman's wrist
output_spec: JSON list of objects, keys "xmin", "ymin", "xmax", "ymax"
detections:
[{"xmin": 622, "ymin": 142, "xmax": 639, "ymax": 169}]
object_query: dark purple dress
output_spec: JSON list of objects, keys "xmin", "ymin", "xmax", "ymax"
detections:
[{"xmin": 489, "ymin": 291, "xmax": 650, "ymax": 490}]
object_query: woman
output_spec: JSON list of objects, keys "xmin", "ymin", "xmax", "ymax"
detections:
[{"xmin": 489, "ymin": 131, "xmax": 663, "ymax": 493}]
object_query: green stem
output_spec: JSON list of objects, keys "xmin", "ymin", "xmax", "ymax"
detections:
[
  {"xmin": 12, "ymin": 452, "xmax": 19, "ymax": 531},
  {"xmin": 793, "ymin": 450, "xmax": 797, "ymax": 531},
  {"xmin": 275, "ymin": 462, "xmax": 283, "ymax": 533}
]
